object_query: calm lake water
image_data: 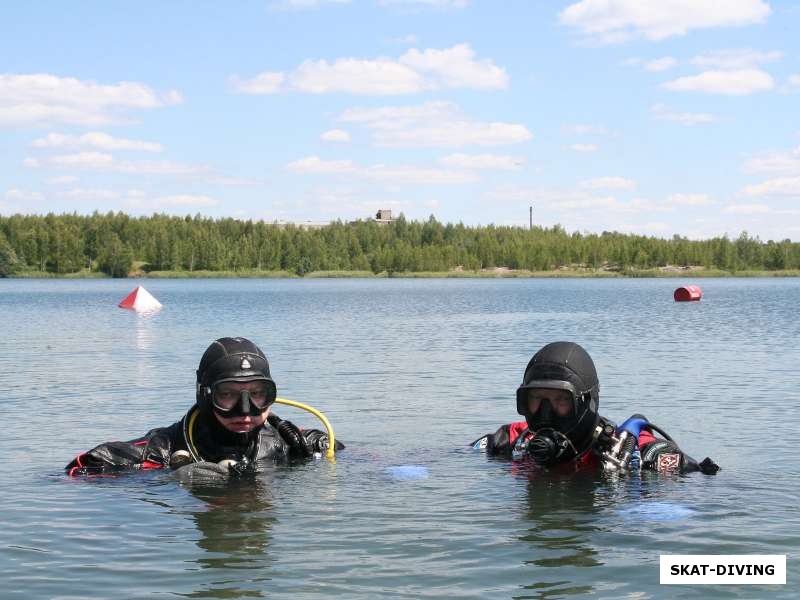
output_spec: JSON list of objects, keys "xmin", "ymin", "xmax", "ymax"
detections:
[{"xmin": 0, "ymin": 277, "xmax": 797, "ymax": 599}]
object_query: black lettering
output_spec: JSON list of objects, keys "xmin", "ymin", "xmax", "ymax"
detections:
[
  {"xmin": 736, "ymin": 565, "xmax": 746, "ymax": 576},
  {"xmin": 679, "ymin": 565, "xmax": 690, "ymax": 575},
  {"xmin": 671, "ymin": 565, "xmax": 680, "ymax": 575},
  {"xmin": 766, "ymin": 565, "xmax": 774, "ymax": 576},
  {"xmin": 715, "ymin": 565, "xmax": 726, "ymax": 576}
]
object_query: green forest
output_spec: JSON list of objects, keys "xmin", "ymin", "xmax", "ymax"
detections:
[{"xmin": 1, "ymin": 212, "xmax": 799, "ymax": 278}]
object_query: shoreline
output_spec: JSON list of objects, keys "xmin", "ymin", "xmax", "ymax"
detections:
[{"xmin": 8, "ymin": 268, "xmax": 800, "ymax": 279}]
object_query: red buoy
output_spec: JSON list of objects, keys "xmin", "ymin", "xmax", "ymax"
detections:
[
  {"xmin": 674, "ymin": 285, "xmax": 702, "ymax": 302},
  {"xmin": 118, "ymin": 285, "xmax": 163, "ymax": 311}
]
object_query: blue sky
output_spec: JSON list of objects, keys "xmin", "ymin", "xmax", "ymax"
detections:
[{"xmin": 2, "ymin": 0, "xmax": 799, "ymax": 240}]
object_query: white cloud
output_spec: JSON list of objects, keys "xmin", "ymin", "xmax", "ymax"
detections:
[
  {"xmin": 373, "ymin": 121, "xmax": 531, "ymax": 148},
  {"xmin": 23, "ymin": 158, "xmax": 41, "ymax": 168},
  {"xmin": 651, "ymin": 103, "xmax": 716, "ymax": 125},
  {"xmin": 231, "ymin": 44, "xmax": 507, "ymax": 95},
  {"xmin": 722, "ymin": 203, "xmax": 771, "ymax": 214},
  {"xmin": 665, "ymin": 193, "xmax": 715, "ymax": 206},
  {"xmin": 662, "ymin": 69, "xmax": 774, "ymax": 95},
  {"xmin": 627, "ymin": 57, "xmax": 677, "ymax": 71},
  {"xmin": 690, "ymin": 48, "xmax": 782, "ymax": 69},
  {"xmin": 438, "ymin": 153, "xmax": 524, "ymax": 170},
  {"xmin": 0, "ymin": 73, "xmax": 182, "ymax": 126},
  {"xmin": 485, "ymin": 185, "xmax": 656, "ymax": 214},
  {"xmin": 562, "ymin": 123, "xmax": 609, "ymax": 135},
  {"xmin": 339, "ymin": 101, "xmax": 531, "ymax": 148},
  {"xmin": 59, "ymin": 188, "xmax": 118, "ymax": 200},
  {"xmin": 742, "ymin": 176, "xmax": 800, "ymax": 197},
  {"xmin": 320, "ymin": 129, "xmax": 352, "ymax": 143},
  {"xmin": 579, "ymin": 176, "xmax": 636, "ymax": 190},
  {"xmin": 744, "ymin": 147, "xmax": 800, "ymax": 174},
  {"xmin": 789, "ymin": 75, "xmax": 800, "ymax": 87},
  {"xmin": 570, "ymin": 143, "xmax": 598, "ymax": 153},
  {"xmin": 31, "ymin": 131, "xmax": 163, "ymax": 152},
  {"xmin": 47, "ymin": 151, "xmax": 116, "ymax": 169},
  {"xmin": 286, "ymin": 155, "xmax": 477, "ymax": 183},
  {"xmin": 560, "ymin": 0, "xmax": 771, "ymax": 43},
  {"xmin": 228, "ymin": 72, "xmax": 285, "ymax": 94},
  {"xmin": 399, "ymin": 44, "xmax": 508, "ymax": 90},
  {"xmin": 46, "ymin": 175, "xmax": 79, "ymax": 185},
  {"xmin": 5, "ymin": 188, "xmax": 44, "ymax": 201},
  {"xmin": 645, "ymin": 57, "xmax": 678, "ymax": 72},
  {"xmin": 364, "ymin": 164, "xmax": 477, "ymax": 183},
  {"xmin": 286, "ymin": 156, "xmax": 357, "ymax": 174},
  {"xmin": 29, "ymin": 151, "xmax": 212, "ymax": 176}
]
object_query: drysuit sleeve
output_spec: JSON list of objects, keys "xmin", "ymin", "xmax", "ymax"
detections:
[
  {"xmin": 65, "ymin": 425, "xmax": 177, "ymax": 476},
  {"xmin": 638, "ymin": 430, "xmax": 719, "ymax": 475},
  {"xmin": 470, "ymin": 422, "xmax": 528, "ymax": 457}
]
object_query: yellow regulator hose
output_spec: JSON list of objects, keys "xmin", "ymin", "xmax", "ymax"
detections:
[{"xmin": 275, "ymin": 397, "xmax": 336, "ymax": 459}]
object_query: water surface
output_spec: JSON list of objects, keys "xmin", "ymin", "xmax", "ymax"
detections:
[{"xmin": 1, "ymin": 278, "xmax": 797, "ymax": 598}]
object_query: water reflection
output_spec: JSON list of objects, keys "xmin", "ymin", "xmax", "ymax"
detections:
[
  {"xmin": 517, "ymin": 471, "xmax": 604, "ymax": 598},
  {"xmin": 181, "ymin": 475, "xmax": 277, "ymax": 599}
]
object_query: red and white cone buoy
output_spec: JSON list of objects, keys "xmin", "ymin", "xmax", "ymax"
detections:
[{"xmin": 118, "ymin": 285, "xmax": 163, "ymax": 311}]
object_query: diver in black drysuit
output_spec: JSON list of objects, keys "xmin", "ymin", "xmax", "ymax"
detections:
[
  {"xmin": 66, "ymin": 337, "xmax": 342, "ymax": 478},
  {"xmin": 472, "ymin": 341, "xmax": 719, "ymax": 475}
]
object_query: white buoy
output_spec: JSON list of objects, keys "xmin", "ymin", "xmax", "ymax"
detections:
[{"xmin": 118, "ymin": 285, "xmax": 162, "ymax": 311}]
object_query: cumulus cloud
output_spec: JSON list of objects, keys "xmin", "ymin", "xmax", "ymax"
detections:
[
  {"xmin": 722, "ymin": 203, "xmax": 772, "ymax": 214},
  {"xmin": 320, "ymin": 129, "xmax": 352, "ymax": 142},
  {"xmin": 742, "ymin": 176, "xmax": 800, "ymax": 197},
  {"xmin": 286, "ymin": 155, "xmax": 477, "ymax": 183},
  {"xmin": 125, "ymin": 193, "xmax": 219, "ymax": 210},
  {"xmin": 626, "ymin": 57, "xmax": 677, "ymax": 71},
  {"xmin": 578, "ymin": 176, "xmax": 636, "ymax": 190},
  {"xmin": 5, "ymin": 188, "xmax": 44, "ymax": 202},
  {"xmin": 31, "ymin": 131, "xmax": 163, "ymax": 152},
  {"xmin": 570, "ymin": 143, "xmax": 598, "ymax": 153},
  {"xmin": 286, "ymin": 156, "xmax": 358, "ymax": 174},
  {"xmin": 438, "ymin": 153, "xmax": 525, "ymax": 170},
  {"xmin": 26, "ymin": 151, "xmax": 215, "ymax": 177},
  {"xmin": 485, "ymin": 185, "xmax": 658, "ymax": 214},
  {"xmin": 338, "ymin": 101, "xmax": 531, "ymax": 148},
  {"xmin": 46, "ymin": 175, "xmax": 79, "ymax": 185},
  {"xmin": 690, "ymin": 48, "xmax": 782, "ymax": 69},
  {"xmin": 59, "ymin": 188, "xmax": 118, "ymax": 200},
  {"xmin": 651, "ymin": 103, "xmax": 716, "ymax": 125},
  {"xmin": 230, "ymin": 44, "xmax": 508, "ymax": 95},
  {"xmin": 0, "ymin": 73, "xmax": 182, "ymax": 126},
  {"xmin": 228, "ymin": 72, "xmax": 285, "ymax": 94},
  {"xmin": 744, "ymin": 146, "xmax": 800, "ymax": 174},
  {"xmin": 662, "ymin": 69, "xmax": 774, "ymax": 95},
  {"xmin": 562, "ymin": 123, "xmax": 609, "ymax": 135},
  {"xmin": 559, "ymin": 0, "xmax": 771, "ymax": 43},
  {"xmin": 665, "ymin": 193, "xmax": 715, "ymax": 206}
]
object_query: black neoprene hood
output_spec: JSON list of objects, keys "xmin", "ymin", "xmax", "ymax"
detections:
[
  {"xmin": 196, "ymin": 337, "xmax": 276, "ymax": 408},
  {"xmin": 516, "ymin": 341, "xmax": 600, "ymax": 455}
]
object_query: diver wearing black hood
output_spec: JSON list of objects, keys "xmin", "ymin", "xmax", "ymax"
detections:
[
  {"xmin": 472, "ymin": 342, "xmax": 719, "ymax": 475},
  {"xmin": 66, "ymin": 337, "xmax": 342, "ymax": 476}
]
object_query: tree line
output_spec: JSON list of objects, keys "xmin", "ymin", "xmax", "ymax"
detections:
[{"xmin": 1, "ymin": 212, "xmax": 799, "ymax": 277}]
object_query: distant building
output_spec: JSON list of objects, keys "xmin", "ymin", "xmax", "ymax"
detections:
[{"xmin": 375, "ymin": 209, "xmax": 394, "ymax": 224}]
